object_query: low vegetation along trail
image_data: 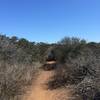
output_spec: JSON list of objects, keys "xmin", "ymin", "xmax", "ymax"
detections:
[{"xmin": 23, "ymin": 65, "xmax": 73, "ymax": 100}]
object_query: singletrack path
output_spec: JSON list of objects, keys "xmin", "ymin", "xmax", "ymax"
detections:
[{"xmin": 23, "ymin": 68, "xmax": 73, "ymax": 100}]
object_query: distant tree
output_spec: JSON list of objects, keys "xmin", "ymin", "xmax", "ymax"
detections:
[
  {"xmin": 17, "ymin": 38, "xmax": 29, "ymax": 48},
  {"xmin": 80, "ymin": 39, "xmax": 86, "ymax": 44},
  {"xmin": 71, "ymin": 37, "xmax": 80, "ymax": 45},
  {"xmin": 58, "ymin": 37, "xmax": 71, "ymax": 45},
  {"xmin": 10, "ymin": 36, "xmax": 18, "ymax": 43}
]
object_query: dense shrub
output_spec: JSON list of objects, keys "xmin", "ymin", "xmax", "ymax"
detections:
[{"xmin": 47, "ymin": 43, "xmax": 100, "ymax": 100}]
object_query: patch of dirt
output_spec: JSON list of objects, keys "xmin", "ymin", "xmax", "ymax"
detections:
[{"xmin": 22, "ymin": 69, "xmax": 75, "ymax": 100}]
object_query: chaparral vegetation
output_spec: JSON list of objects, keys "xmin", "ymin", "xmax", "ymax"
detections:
[{"xmin": 0, "ymin": 34, "xmax": 100, "ymax": 100}]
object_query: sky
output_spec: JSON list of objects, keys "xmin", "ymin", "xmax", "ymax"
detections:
[{"xmin": 0, "ymin": 0, "xmax": 100, "ymax": 43}]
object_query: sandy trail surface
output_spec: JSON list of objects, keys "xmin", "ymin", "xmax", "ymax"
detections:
[{"xmin": 23, "ymin": 69, "xmax": 73, "ymax": 100}]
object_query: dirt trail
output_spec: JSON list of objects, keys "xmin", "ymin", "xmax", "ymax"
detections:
[{"xmin": 23, "ymin": 69, "xmax": 73, "ymax": 100}]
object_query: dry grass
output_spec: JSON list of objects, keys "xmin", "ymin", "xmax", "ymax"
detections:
[{"xmin": 0, "ymin": 61, "xmax": 40, "ymax": 100}]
